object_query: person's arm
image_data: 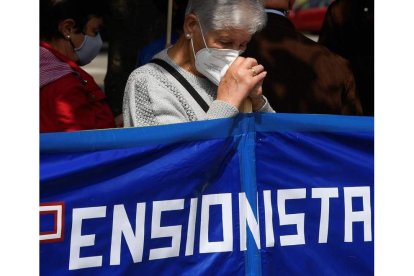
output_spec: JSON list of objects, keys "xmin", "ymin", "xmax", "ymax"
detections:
[
  {"xmin": 123, "ymin": 70, "xmax": 190, "ymax": 127},
  {"xmin": 341, "ymin": 68, "xmax": 363, "ymax": 115},
  {"xmin": 52, "ymin": 77, "xmax": 112, "ymax": 131},
  {"xmin": 248, "ymin": 77, "xmax": 275, "ymax": 113},
  {"xmin": 253, "ymin": 96, "xmax": 275, "ymax": 113},
  {"xmin": 206, "ymin": 100, "xmax": 239, "ymax": 119}
]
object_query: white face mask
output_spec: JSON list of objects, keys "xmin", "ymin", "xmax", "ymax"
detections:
[{"xmin": 190, "ymin": 21, "xmax": 241, "ymax": 85}]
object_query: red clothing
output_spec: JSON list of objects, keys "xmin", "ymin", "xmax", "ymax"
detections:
[{"xmin": 40, "ymin": 42, "xmax": 115, "ymax": 132}]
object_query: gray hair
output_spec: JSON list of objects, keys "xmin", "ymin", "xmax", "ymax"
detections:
[{"xmin": 185, "ymin": 0, "xmax": 267, "ymax": 35}]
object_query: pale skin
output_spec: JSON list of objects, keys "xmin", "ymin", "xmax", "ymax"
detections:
[{"xmin": 167, "ymin": 13, "xmax": 267, "ymax": 111}]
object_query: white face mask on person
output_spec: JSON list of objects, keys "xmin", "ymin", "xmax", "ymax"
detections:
[
  {"xmin": 190, "ymin": 21, "xmax": 241, "ymax": 85},
  {"xmin": 75, "ymin": 33, "xmax": 103, "ymax": 66}
]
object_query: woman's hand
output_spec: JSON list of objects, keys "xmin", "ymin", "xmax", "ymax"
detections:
[
  {"xmin": 247, "ymin": 62, "xmax": 266, "ymax": 111},
  {"xmin": 114, "ymin": 114, "xmax": 124, "ymax": 128},
  {"xmin": 249, "ymin": 78, "xmax": 266, "ymax": 111},
  {"xmin": 217, "ymin": 57, "xmax": 267, "ymax": 110}
]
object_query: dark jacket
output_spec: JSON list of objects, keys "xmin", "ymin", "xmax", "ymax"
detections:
[
  {"xmin": 244, "ymin": 12, "xmax": 363, "ymax": 115},
  {"xmin": 319, "ymin": 0, "xmax": 374, "ymax": 115}
]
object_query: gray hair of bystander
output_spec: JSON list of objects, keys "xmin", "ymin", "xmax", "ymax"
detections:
[{"xmin": 185, "ymin": 0, "xmax": 267, "ymax": 35}]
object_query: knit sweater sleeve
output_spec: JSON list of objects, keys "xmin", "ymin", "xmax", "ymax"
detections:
[
  {"xmin": 207, "ymin": 100, "xmax": 239, "ymax": 119},
  {"xmin": 257, "ymin": 96, "xmax": 276, "ymax": 113},
  {"xmin": 123, "ymin": 68, "xmax": 193, "ymax": 127},
  {"xmin": 207, "ymin": 96, "xmax": 275, "ymax": 117}
]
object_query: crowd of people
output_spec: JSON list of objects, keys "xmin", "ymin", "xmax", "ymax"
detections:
[{"xmin": 39, "ymin": 0, "xmax": 374, "ymax": 132}]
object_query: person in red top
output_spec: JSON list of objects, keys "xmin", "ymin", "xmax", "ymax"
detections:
[{"xmin": 40, "ymin": 0, "xmax": 115, "ymax": 132}]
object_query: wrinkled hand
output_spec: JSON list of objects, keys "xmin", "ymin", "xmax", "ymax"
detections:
[
  {"xmin": 217, "ymin": 57, "xmax": 267, "ymax": 110},
  {"xmin": 250, "ymin": 79, "xmax": 266, "ymax": 111}
]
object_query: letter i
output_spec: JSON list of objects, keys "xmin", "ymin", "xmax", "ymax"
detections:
[{"xmin": 185, "ymin": 198, "xmax": 198, "ymax": 256}]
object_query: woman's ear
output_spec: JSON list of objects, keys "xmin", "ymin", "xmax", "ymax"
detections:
[
  {"xmin": 183, "ymin": 13, "xmax": 198, "ymax": 39},
  {"xmin": 58, "ymin": 19, "xmax": 76, "ymax": 38}
]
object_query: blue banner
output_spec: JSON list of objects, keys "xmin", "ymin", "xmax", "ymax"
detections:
[{"xmin": 40, "ymin": 113, "xmax": 374, "ymax": 275}]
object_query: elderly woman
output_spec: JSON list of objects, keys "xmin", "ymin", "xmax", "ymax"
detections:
[{"xmin": 123, "ymin": 0, "xmax": 275, "ymax": 127}]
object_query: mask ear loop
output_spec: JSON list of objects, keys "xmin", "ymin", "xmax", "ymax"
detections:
[
  {"xmin": 74, "ymin": 34, "xmax": 88, "ymax": 51},
  {"xmin": 196, "ymin": 17, "xmax": 210, "ymax": 52},
  {"xmin": 190, "ymin": 37, "xmax": 197, "ymax": 58}
]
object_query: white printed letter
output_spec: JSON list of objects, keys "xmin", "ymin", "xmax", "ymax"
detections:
[
  {"xmin": 185, "ymin": 198, "xmax": 198, "ymax": 256},
  {"xmin": 344, "ymin": 186, "xmax": 372, "ymax": 242},
  {"xmin": 312, "ymin": 188, "xmax": 339, "ymax": 243},
  {"xmin": 239, "ymin": 193, "xmax": 261, "ymax": 250},
  {"xmin": 264, "ymin": 190, "xmax": 275, "ymax": 247},
  {"xmin": 200, "ymin": 193, "xmax": 233, "ymax": 253},
  {"xmin": 149, "ymin": 199, "xmax": 184, "ymax": 260},
  {"xmin": 69, "ymin": 206, "xmax": 106, "ymax": 270},
  {"xmin": 277, "ymin": 189, "xmax": 306, "ymax": 246},
  {"xmin": 110, "ymin": 203, "xmax": 146, "ymax": 265}
]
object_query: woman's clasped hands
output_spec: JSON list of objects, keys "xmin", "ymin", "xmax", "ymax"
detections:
[{"xmin": 217, "ymin": 57, "xmax": 267, "ymax": 111}]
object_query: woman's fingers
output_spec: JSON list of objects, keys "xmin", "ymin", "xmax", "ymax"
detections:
[
  {"xmin": 237, "ymin": 60, "xmax": 267, "ymax": 89},
  {"xmin": 241, "ymin": 57, "xmax": 258, "ymax": 69},
  {"xmin": 217, "ymin": 55, "xmax": 267, "ymax": 109},
  {"xmin": 253, "ymin": 70, "xmax": 267, "ymax": 82},
  {"xmin": 231, "ymin": 56, "xmax": 245, "ymax": 68},
  {"xmin": 249, "ymin": 64, "xmax": 265, "ymax": 77}
]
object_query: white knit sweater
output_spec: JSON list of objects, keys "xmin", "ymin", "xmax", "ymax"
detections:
[{"xmin": 123, "ymin": 49, "xmax": 275, "ymax": 127}]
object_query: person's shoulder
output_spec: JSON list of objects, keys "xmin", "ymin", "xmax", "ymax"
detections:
[
  {"xmin": 129, "ymin": 63, "xmax": 156, "ymax": 81},
  {"xmin": 296, "ymin": 33, "xmax": 344, "ymax": 61},
  {"xmin": 288, "ymin": 31, "xmax": 327, "ymax": 54},
  {"xmin": 41, "ymin": 74, "xmax": 99, "ymax": 107},
  {"xmin": 128, "ymin": 49, "xmax": 170, "ymax": 83},
  {"xmin": 288, "ymin": 33, "xmax": 352, "ymax": 76},
  {"xmin": 40, "ymin": 47, "xmax": 76, "ymax": 87},
  {"xmin": 314, "ymin": 42, "xmax": 350, "ymax": 67},
  {"xmin": 128, "ymin": 62, "xmax": 164, "ymax": 83},
  {"xmin": 41, "ymin": 73, "xmax": 88, "ymax": 96},
  {"xmin": 311, "ymin": 46, "xmax": 354, "ymax": 82},
  {"xmin": 125, "ymin": 61, "xmax": 172, "ymax": 97}
]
